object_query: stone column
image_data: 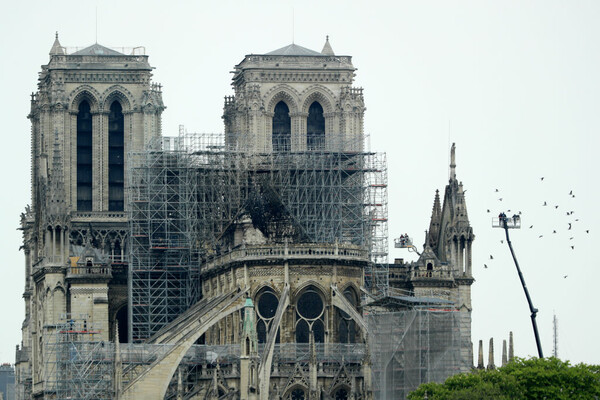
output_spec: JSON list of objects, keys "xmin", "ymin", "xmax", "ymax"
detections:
[
  {"xmin": 487, "ymin": 338, "xmax": 495, "ymax": 370},
  {"xmin": 290, "ymin": 112, "xmax": 308, "ymax": 151},
  {"xmin": 465, "ymin": 240, "xmax": 472, "ymax": 276},
  {"xmin": 263, "ymin": 112, "xmax": 274, "ymax": 153}
]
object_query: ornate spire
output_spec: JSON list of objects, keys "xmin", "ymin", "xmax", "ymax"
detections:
[
  {"xmin": 241, "ymin": 297, "xmax": 258, "ymax": 357},
  {"xmin": 428, "ymin": 190, "xmax": 442, "ymax": 249},
  {"xmin": 449, "ymin": 142, "xmax": 456, "ymax": 181},
  {"xmin": 487, "ymin": 338, "xmax": 495, "ymax": 370},
  {"xmin": 47, "ymin": 129, "xmax": 69, "ymax": 220},
  {"xmin": 321, "ymin": 35, "xmax": 335, "ymax": 55},
  {"xmin": 477, "ymin": 339, "xmax": 484, "ymax": 369},
  {"xmin": 50, "ymin": 31, "xmax": 65, "ymax": 56},
  {"xmin": 456, "ymin": 182, "xmax": 470, "ymax": 223},
  {"xmin": 509, "ymin": 331, "xmax": 514, "ymax": 362}
]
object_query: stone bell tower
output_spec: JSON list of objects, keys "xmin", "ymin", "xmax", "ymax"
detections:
[
  {"xmin": 16, "ymin": 33, "xmax": 164, "ymax": 399},
  {"xmin": 223, "ymin": 37, "xmax": 366, "ymax": 153},
  {"xmin": 426, "ymin": 143, "xmax": 475, "ymax": 370}
]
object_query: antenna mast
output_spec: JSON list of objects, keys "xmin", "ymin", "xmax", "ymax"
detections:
[{"xmin": 553, "ymin": 313, "xmax": 558, "ymax": 358}]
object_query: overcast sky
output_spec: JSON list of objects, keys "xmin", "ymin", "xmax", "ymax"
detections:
[{"xmin": 1, "ymin": 0, "xmax": 598, "ymax": 366}]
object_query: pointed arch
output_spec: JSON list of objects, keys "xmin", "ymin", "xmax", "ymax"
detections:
[
  {"xmin": 101, "ymin": 85, "xmax": 135, "ymax": 112},
  {"xmin": 77, "ymin": 99, "xmax": 93, "ymax": 211},
  {"xmin": 69, "ymin": 86, "xmax": 101, "ymax": 113},
  {"xmin": 108, "ymin": 100, "xmax": 124, "ymax": 211},
  {"xmin": 264, "ymin": 85, "xmax": 300, "ymax": 113},
  {"xmin": 272, "ymin": 101, "xmax": 291, "ymax": 151},
  {"xmin": 307, "ymin": 102, "xmax": 325, "ymax": 150},
  {"xmin": 300, "ymin": 86, "xmax": 335, "ymax": 114}
]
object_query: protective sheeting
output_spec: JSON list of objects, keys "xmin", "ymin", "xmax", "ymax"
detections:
[{"xmin": 367, "ymin": 310, "xmax": 463, "ymax": 400}]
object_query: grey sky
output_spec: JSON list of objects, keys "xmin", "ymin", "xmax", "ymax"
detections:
[{"xmin": 1, "ymin": 0, "xmax": 598, "ymax": 365}]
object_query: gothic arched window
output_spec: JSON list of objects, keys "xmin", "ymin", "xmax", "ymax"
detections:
[
  {"xmin": 256, "ymin": 289, "xmax": 280, "ymax": 344},
  {"xmin": 108, "ymin": 101, "xmax": 124, "ymax": 211},
  {"xmin": 307, "ymin": 101, "xmax": 325, "ymax": 150},
  {"xmin": 295, "ymin": 286, "xmax": 325, "ymax": 343},
  {"xmin": 272, "ymin": 101, "xmax": 291, "ymax": 152},
  {"xmin": 77, "ymin": 100, "xmax": 93, "ymax": 211},
  {"xmin": 338, "ymin": 287, "xmax": 358, "ymax": 343}
]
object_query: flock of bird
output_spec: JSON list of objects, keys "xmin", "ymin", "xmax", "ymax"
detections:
[{"xmin": 482, "ymin": 177, "xmax": 590, "ymax": 279}]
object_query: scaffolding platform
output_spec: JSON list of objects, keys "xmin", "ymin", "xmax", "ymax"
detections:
[
  {"xmin": 127, "ymin": 129, "xmax": 388, "ymax": 340},
  {"xmin": 492, "ymin": 216, "xmax": 521, "ymax": 229}
]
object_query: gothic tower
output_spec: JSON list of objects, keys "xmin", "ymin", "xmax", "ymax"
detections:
[
  {"xmin": 426, "ymin": 143, "xmax": 475, "ymax": 370},
  {"xmin": 16, "ymin": 34, "xmax": 164, "ymax": 399},
  {"xmin": 223, "ymin": 37, "xmax": 365, "ymax": 153}
]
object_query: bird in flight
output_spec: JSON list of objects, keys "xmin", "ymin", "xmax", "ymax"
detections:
[
  {"xmin": 495, "ymin": 189, "xmax": 499, "ymax": 192},
  {"xmin": 586, "ymin": 230, "xmax": 590, "ymax": 233},
  {"xmin": 539, "ymin": 235, "xmax": 543, "ymax": 238},
  {"xmin": 568, "ymin": 223, "xmax": 572, "ymax": 230},
  {"xmin": 564, "ymin": 275, "xmax": 568, "ymax": 279},
  {"xmin": 553, "ymin": 230, "xmax": 557, "ymax": 234},
  {"xmin": 569, "ymin": 190, "xmax": 573, "ymax": 195},
  {"xmin": 490, "ymin": 255, "xmax": 494, "ymax": 260},
  {"xmin": 543, "ymin": 201, "xmax": 547, "ymax": 206},
  {"xmin": 571, "ymin": 246, "xmax": 575, "ymax": 250},
  {"xmin": 500, "ymin": 240, "xmax": 504, "ymax": 244},
  {"xmin": 499, "ymin": 198, "xmax": 503, "ymax": 201},
  {"xmin": 555, "ymin": 205, "xmax": 559, "ymax": 209},
  {"xmin": 541, "ymin": 177, "xmax": 545, "ymax": 181},
  {"xmin": 484, "ymin": 264, "xmax": 488, "ymax": 269}
]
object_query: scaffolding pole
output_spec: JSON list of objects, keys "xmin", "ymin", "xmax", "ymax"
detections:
[{"xmin": 127, "ymin": 130, "xmax": 388, "ymax": 340}]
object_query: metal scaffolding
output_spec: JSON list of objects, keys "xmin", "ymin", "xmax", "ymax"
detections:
[
  {"xmin": 127, "ymin": 128, "xmax": 388, "ymax": 341},
  {"xmin": 366, "ymin": 310, "xmax": 462, "ymax": 400},
  {"xmin": 43, "ymin": 319, "xmax": 113, "ymax": 400}
]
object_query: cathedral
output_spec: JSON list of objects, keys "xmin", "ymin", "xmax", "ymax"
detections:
[{"xmin": 15, "ymin": 35, "xmax": 474, "ymax": 400}]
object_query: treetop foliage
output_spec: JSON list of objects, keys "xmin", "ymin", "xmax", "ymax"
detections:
[{"xmin": 408, "ymin": 357, "xmax": 600, "ymax": 400}]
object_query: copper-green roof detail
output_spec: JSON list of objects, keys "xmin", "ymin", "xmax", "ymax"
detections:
[
  {"xmin": 244, "ymin": 297, "xmax": 254, "ymax": 308},
  {"xmin": 72, "ymin": 43, "xmax": 124, "ymax": 56},
  {"xmin": 265, "ymin": 43, "xmax": 323, "ymax": 56}
]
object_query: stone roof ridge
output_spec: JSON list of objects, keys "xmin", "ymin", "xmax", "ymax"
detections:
[
  {"xmin": 71, "ymin": 43, "xmax": 124, "ymax": 56},
  {"xmin": 49, "ymin": 32, "xmax": 65, "ymax": 56},
  {"xmin": 265, "ymin": 43, "xmax": 323, "ymax": 56},
  {"xmin": 321, "ymin": 35, "xmax": 335, "ymax": 55}
]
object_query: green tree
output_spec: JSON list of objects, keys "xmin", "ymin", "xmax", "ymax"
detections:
[{"xmin": 408, "ymin": 357, "xmax": 600, "ymax": 400}]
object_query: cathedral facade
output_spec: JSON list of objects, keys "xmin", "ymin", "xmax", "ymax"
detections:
[{"xmin": 15, "ymin": 35, "xmax": 473, "ymax": 400}]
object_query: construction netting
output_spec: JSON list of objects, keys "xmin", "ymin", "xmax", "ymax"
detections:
[{"xmin": 366, "ymin": 310, "xmax": 463, "ymax": 400}]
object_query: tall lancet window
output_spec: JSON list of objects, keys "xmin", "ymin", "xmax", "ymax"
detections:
[
  {"xmin": 108, "ymin": 101, "xmax": 124, "ymax": 211},
  {"xmin": 77, "ymin": 100, "xmax": 93, "ymax": 211},
  {"xmin": 307, "ymin": 102, "xmax": 325, "ymax": 150},
  {"xmin": 272, "ymin": 101, "xmax": 291, "ymax": 152}
]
